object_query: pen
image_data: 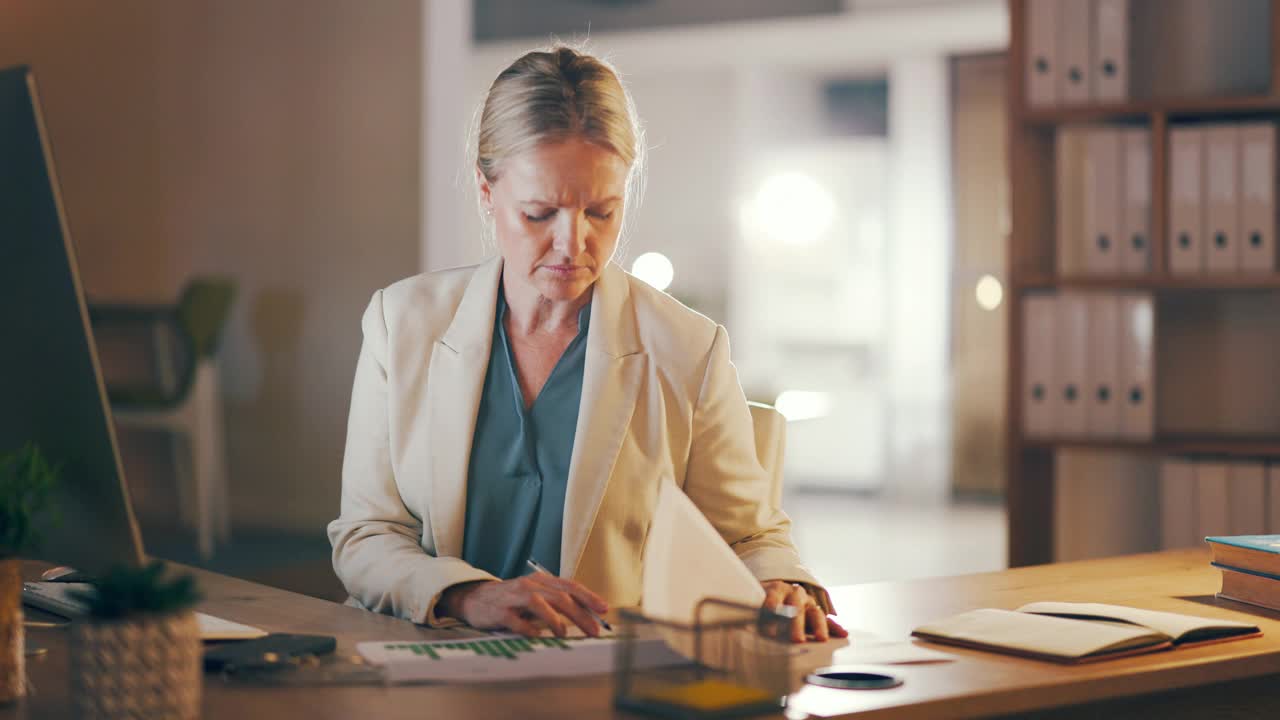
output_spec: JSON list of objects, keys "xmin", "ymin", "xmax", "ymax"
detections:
[{"xmin": 525, "ymin": 558, "xmax": 613, "ymax": 632}]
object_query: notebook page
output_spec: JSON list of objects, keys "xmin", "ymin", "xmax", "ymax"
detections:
[{"xmin": 1017, "ymin": 602, "xmax": 1258, "ymax": 642}]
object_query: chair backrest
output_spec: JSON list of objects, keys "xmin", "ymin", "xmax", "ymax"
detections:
[
  {"xmin": 747, "ymin": 401, "xmax": 786, "ymax": 509},
  {"xmin": 178, "ymin": 278, "xmax": 236, "ymax": 359}
]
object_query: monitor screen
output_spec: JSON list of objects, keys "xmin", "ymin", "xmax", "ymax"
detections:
[{"xmin": 0, "ymin": 65, "xmax": 146, "ymax": 573}]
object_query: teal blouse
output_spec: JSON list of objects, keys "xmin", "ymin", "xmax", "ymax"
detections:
[{"xmin": 460, "ymin": 288, "xmax": 590, "ymax": 579}]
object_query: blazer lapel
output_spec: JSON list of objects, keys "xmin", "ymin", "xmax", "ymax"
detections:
[
  {"xmin": 560, "ymin": 262, "xmax": 645, "ymax": 579},
  {"xmin": 424, "ymin": 256, "xmax": 502, "ymax": 558}
]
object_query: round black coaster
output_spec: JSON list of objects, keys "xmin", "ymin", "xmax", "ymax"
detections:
[{"xmin": 805, "ymin": 666, "xmax": 904, "ymax": 690}]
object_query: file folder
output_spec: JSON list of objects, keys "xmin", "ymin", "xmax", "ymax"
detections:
[
  {"xmin": 1056, "ymin": 128, "xmax": 1089, "ymax": 275},
  {"xmin": 1229, "ymin": 463, "xmax": 1267, "ymax": 536},
  {"xmin": 1057, "ymin": 0, "xmax": 1093, "ymax": 104},
  {"xmin": 1085, "ymin": 129, "xmax": 1122, "ymax": 274},
  {"xmin": 1025, "ymin": 0, "xmax": 1059, "ymax": 107},
  {"xmin": 1085, "ymin": 294, "xmax": 1120, "ymax": 436},
  {"xmin": 1196, "ymin": 462, "xmax": 1231, "ymax": 540},
  {"xmin": 1120, "ymin": 128, "xmax": 1151, "ymax": 274},
  {"xmin": 1056, "ymin": 293, "xmax": 1089, "ymax": 436},
  {"xmin": 1117, "ymin": 293, "xmax": 1154, "ymax": 439},
  {"xmin": 1092, "ymin": 0, "xmax": 1130, "ymax": 102},
  {"xmin": 1023, "ymin": 295, "xmax": 1058, "ymax": 437},
  {"xmin": 1205, "ymin": 125, "xmax": 1240, "ymax": 273},
  {"xmin": 1239, "ymin": 122, "xmax": 1276, "ymax": 273},
  {"xmin": 1159, "ymin": 458, "xmax": 1197, "ymax": 550},
  {"xmin": 1168, "ymin": 128, "xmax": 1205, "ymax": 275}
]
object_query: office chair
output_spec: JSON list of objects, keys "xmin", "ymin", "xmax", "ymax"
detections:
[{"xmin": 91, "ymin": 278, "xmax": 236, "ymax": 559}]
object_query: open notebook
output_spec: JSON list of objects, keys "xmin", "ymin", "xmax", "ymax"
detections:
[{"xmin": 912, "ymin": 602, "xmax": 1261, "ymax": 664}]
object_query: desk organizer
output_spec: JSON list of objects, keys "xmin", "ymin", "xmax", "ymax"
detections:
[{"xmin": 613, "ymin": 599, "xmax": 798, "ymax": 719}]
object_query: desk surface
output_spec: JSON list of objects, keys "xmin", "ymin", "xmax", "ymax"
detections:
[{"xmin": 5, "ymin": 549, "xmax": 1280, "ymax": 719}]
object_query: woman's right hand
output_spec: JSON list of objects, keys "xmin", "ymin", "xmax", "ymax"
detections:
[{"xmin": 439, "ymin": 574, "xmax": 609, "ymax": 638}]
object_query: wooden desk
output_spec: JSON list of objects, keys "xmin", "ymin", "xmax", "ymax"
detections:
[{"xmin": 4, "ymin": 549, "xmax": 1280, "ymax": 719}]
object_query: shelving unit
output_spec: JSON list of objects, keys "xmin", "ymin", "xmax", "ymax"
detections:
[{"xmin": 1005, "ymin": 0, "xmax": 1280, "ymax": 567}]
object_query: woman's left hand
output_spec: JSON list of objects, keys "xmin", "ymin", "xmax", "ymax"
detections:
[{"xmin": 761, "ymin": 580, "xmax": 848, "ymax": 643}]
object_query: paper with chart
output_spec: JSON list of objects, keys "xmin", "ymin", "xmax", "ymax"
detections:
[
  {"xmin": 641, "ymin": 478, "xmax": 767, "ymax": 624},
  {"xmin": 356, "ymin": 635, "xmax": 684, "ymax": 684}
]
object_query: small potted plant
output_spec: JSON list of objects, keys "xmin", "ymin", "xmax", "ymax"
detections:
[
  {"xmin": 0, "ymin": 443, "xmax": 60, "ymax": 704},
  {"xmin": 68, "ymin": 562, "xmax": 203, "ymax": 720}
]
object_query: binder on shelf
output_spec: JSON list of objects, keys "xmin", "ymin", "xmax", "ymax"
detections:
[
  {"xmin": 1120, "ymin": 128, "xmax": 1151, "ymax": 274},
  {"xmin": 1085, "ymin": 294, "xmax": 1120, "ymax": 436},
  {"xmin": 1117, "ymin": 293, "xmax": 1154, "ymax": 439},
  {"xmin": 1239, "ymin": 122, "xmax": 1277, "ymax": 273},
  {"xmin": 1056, "ymin": 293, "xmax": 1089, "ymax": 436},
  {"xmin": 1159, "ymin": 458, "xmax": 1197, "ymax": 550},
  {"xmin": 1092, "ymin": 0, "xmax": 1130, "ymax": 102},
  {"xmin": 1228, "ymin": 463, "xmax": 1267, "ymax": 536},
  {"xmin": 1168, "ymin": 128, "xmax": 1205, "ymax": 275},
  {"xmin": 1084, "ymin": 129, "xmax": 1122, "ymax": 275},
  {"xmin": 1025, "ymin": 0, "xmax": 1059, "ymax": 107},
  {"xmin": 1056, "ymin": 128, "xmax": 1089, "ymax": 275},
  {"xmin": 1023, "ymin": 294, "xmax": 1058, "ymax": 437},
  {"xmin": 1196, "ymin": 462, "xmax": 1231, "ymax": 540},
  {"xmin": 1269, "ymin": 464, "xmax": 1280, "ymax": 533},
  {"xmin": 1057, "ymin": 0, "xmax": 1093, "ymax": 104},
  {"xmin": 1205, "ymin": 125, "xmax": 1240, "ymax": 273}
]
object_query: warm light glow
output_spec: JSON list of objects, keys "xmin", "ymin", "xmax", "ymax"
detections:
[
  {"xmin": 975, "ymin": 274, "xmax": 1003, "ymax": 311},
  {"xmin": 775, "ymin": 391, "xmax": 832, "ymax": 422},
  {"xmin": 742, "ymin": 172, "xmax": 835, "ymax": 245},
  {"xmin": 631, "ymin": 252, "xmax": 674, "ymax": 291}
]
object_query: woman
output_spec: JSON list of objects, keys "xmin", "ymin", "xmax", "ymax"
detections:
[{"xmin": 328, "ymin": 46, "xmax": 844, "ymax": 643}]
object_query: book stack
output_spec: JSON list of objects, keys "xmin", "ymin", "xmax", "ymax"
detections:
[{"xmin": 1207, "ymin": 535, "xmax": 1280, "ymax": 612}]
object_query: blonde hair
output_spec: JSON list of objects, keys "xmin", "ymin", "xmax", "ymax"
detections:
[{"xmin": 471, "ymin": 45, "xmax": 646, "ymax": 247}]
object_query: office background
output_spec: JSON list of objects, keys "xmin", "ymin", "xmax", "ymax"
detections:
[{"xmin": 6, "ymin": 0, "xmax": 1270, "ymax": 603}]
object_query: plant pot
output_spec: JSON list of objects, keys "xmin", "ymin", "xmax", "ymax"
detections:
[
  {"xmin": 0, "ymin": 557, "xmax": 22, "ymax": 704},
  {"xmin": 70, "ymin": 610, "xmax": 201, "ymax": 720}
]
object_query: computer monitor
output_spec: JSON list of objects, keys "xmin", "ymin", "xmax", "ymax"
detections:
[{"xmin": 0, "ymin": 65, "xmax": 146, "ymax": 573}]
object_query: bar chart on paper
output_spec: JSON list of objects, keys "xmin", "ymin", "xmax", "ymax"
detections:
[{"xmin": 357, "ymin": 635, "xmax": 686, "ymax": 683}]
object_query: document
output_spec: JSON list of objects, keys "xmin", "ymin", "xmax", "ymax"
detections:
[
  {"xmin": 642, "ymin": 478, "xmax": 766, "ymax": 624},
  {"xmin": 356, "ymin": 634, "xmax": 684, "ymax": 684}
]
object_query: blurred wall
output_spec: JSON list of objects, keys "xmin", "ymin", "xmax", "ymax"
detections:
[{"xmin": 0, "ymin": 1, "xmax": 422, "ymax": 533}]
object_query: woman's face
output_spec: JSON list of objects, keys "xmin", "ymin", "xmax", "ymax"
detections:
[{"xmin": 479, "ymin": 137, "xmax": 628, "ymax": 305}]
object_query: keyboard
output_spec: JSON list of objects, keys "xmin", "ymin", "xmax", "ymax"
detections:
[{"xmin": 23, "ymin": 582, "xmax": 268, "ymax": 640}]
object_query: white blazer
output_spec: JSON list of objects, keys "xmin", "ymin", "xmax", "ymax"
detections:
[{"xmin": 328, "ymin": 256, "xmax": 823, "ymax": 627}]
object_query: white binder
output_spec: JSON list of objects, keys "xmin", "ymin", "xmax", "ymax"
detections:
[
  {"xmin": 1159, "ymin": 458, "xmax": 1197, "ymax": 549},
  {"xmin": 1239, "ymin": 122, "xmax": 1277, "ymax": 272},
  {"xmin": 1119, "ymin": 128, "xmax": 1151, "ymax": 274},
  {"xmin": 1092, "ymin": 0, "xmax": 1130, "ymax": 102},
  {"xmin": 1056, "ymin": 293, "xmax": 1089, "ymax": 436},
  {"xmin": 1205, "ymin": 124, "xmax": 1240, "ymax": 273},
  {"xmin": 1228, "ymin": 462, "xmax": 1267, "ymax": 535},
  {"xmin": 1057, "ymin": 0, "xmax": 1093, "ymax": 104},
  {"xmin": 1168, "ymin": 127, "xmax": 1205, "ymax": 275},
  {"xmin": 1269, "ymin": 464, "xmax": 1280, "ymax": 533},
  {"xmin": 1023, "ymin": 295, "xmax": 1058, "ymax": 437},
  {"xmin": 1025, "ymin": 0, "xmax": 1059, "ymax": 107},
  {"xmin": 1085, "ymin": 294, "xmax": 1120, "ymax": 436},
  {"xmin": 1195, "ymin": 462, "xmax": 1231, "ymax": 540},
  {"xmin": 1084, "ymin": 129, "xmax": 1122, "ymax": 274},
  {"xmin": 1117, "ymin": 293, "xmax": 1154, "ymax": 439}
]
